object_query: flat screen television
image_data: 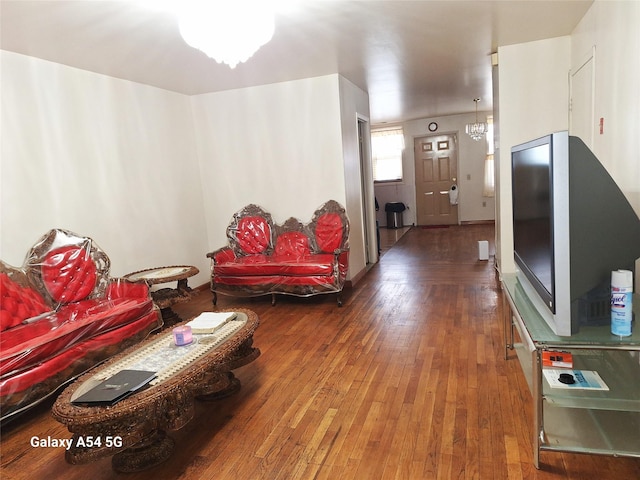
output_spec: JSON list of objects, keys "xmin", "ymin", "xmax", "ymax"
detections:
[{"xmin": 511, "ymin": 131, "xmax": 640, "ymax": 336}]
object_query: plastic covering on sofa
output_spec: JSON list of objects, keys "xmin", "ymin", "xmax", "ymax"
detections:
[
  {"xmin": 207, "ymin": 200, "xmax": 349, "ymax": 306},
  {"xmin": 0, "ymin": 229, "xmax": 162, "ymax": 423}
]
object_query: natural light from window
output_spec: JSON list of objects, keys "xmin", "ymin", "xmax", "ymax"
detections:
[
  {"xmin": 483, "ymin": 116, "xmax": 495, "ymax": 197},
  {"xmin": 371, "ymin": 128, "xmax": 404, "ymax": 183}
]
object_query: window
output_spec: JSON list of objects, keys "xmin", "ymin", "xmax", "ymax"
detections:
[
  {"xmin": 483, "ymin": 116, "xmax": 495, "ymax": 197},
  {"xmin": 371, "ymin": 127, "xmax": 404, "ymax": 182}
]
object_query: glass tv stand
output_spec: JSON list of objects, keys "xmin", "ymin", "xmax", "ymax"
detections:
[{"xmin": 501, "ymin": 273, "xmax": 640, "ymax": 468}]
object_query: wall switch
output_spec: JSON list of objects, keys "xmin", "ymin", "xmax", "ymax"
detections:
[{"xmin": 466, "ymin": 174, "xmax": 471, "ymax": 180}]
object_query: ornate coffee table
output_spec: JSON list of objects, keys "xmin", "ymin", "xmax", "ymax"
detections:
[{"xmin": 51, "ymin": 309, "xmax": 260, "ymax": 472}]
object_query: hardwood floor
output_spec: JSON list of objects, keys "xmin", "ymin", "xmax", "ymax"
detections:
[
  {"xmin": 378, "ymin": 225, "xmax": 410, "ymax": 256},
  {"xmin": 2, "ymin": 225, "xmax": 639, "ymax": 479}
]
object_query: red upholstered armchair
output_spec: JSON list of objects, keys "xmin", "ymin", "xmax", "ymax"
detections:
[
  {"xmin": 207, "ymin": 200, "xmax": 350, "ymax": 306},
  {"xmin": 0, "ymin": 229, "xmax": 162, "ymax": 423}
]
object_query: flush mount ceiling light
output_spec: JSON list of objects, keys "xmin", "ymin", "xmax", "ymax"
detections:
[
  {"xmin": 465, "ymin": 98, "xmax": 488, "ymax": 141},
  {"xmin": 177, "ymin": 3, "xmax": 275, "ymax": 68}
]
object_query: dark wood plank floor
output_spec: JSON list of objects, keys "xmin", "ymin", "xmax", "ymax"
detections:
[{"xmin": 2, "ymin": 224, "xmax": 639, "ymax": 479}]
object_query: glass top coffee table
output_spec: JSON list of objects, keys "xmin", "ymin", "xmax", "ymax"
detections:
[{"xmin": 51, "ymin": 309, "xmax": 260, "ymax": 473}]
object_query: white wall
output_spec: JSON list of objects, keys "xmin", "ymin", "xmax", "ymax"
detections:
[
  {"xmin": 189, "ymin": 75, "xmax": 349, "ymax": 263},
  {"xmin": 374, "ymin": 111, "xmax": 495, "ymax": 227},
  {"xmin": 496, "ymin": 36, "xmax": 571, "ymax": 272},
  {"xmin": 339, "ymin": 76, "xmax": 373, "ymax": 275},
  {"xmin": 571, "ymin": 0, "xmax": 640, "ymax": 282},
  {"xmin": 1, "ymin": 52, "xmax": 370, "ymax": 287},
  {"xmin": 0, "ymin": 51, "xmax": 211, "ymax": 285},
  {"xmin": 571, "ymin": 0, "xmax": 640, "ymax": 213}
]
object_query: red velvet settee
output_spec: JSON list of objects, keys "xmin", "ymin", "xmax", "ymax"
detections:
[
  {"xmin": 0, "ymin": 229, "xmax": 162, "ymax": 423},
  {"xmin": 207, "ymin": 200, "xmax": 349, "ymax": 306}
]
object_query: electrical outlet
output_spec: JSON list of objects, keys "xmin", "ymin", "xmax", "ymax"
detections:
[{"xmin": 482, "ymin": 201, "xmax": 486, "ymax": 207}]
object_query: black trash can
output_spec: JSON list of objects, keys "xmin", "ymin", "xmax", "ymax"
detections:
[{"xmin": 385, "ymin": 202, "xmax": 406, "ymax": 229}]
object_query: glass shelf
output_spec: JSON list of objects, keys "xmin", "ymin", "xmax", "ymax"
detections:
[
  {"xmin": 503, "ymin": 273, "xmax": 640, "ymax": 346},
  {"xmin": 502, "ymin": 272, "xmax": 640, "ymax": 467},
  {"xmin": 542, "ymin": 349, "xmax": 640, "ymax": 412},
  {"xmin": 542, "ymin": 406, "xmax": 640, "ymax": 456}
]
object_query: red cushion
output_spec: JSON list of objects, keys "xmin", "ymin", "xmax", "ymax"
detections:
[
  {"xmin": 213, "ymin": 254, "xmax": 335, "ymax": 277},
  {"xmin": 0, "ymin": 296, "xmax": 155, "ymax": 376},
  {"xmin": 0, "ymin": 273, "xmax": 49, "ymax": 332},
  {"xmin": 214, "ymin": 274, "xmax": 336, "ymax": 287},
  {"xmin": 0, "ymin": 309, "xmax": 160, "ymax": 399},
  {"xmin": 41, "ymin": 246, "xmax": 97, "ymax": 304},
  {"xmin": 315, "ymin": 213, "xmax": 344, "ymax": 253},
  {"xmin": 213, "ymin": 248, "xmax": 236, "ymax": 264},
  {"xmin": 106, "ymin": 278, "xmax": 151, "ymax": 300},
  {"xmin": 275, "ymin": 232, "xmax": 310, "ymax": 258},
  {"xmin": 235, "ymin": 216, "xmax": 271, "ymax": 254}
]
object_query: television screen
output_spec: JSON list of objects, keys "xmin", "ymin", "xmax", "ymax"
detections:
[
  {"xmin": 512, "ymin": 137, "xmax": 555, "ymax": 312},
  {"xmin": 511, "ymin": 131, "xmax": 640, "ymax": 335}
]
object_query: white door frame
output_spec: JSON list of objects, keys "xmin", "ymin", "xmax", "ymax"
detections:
[{"xmin": 357, "ymin": 114, "xmax": 378, "ymax": 264}]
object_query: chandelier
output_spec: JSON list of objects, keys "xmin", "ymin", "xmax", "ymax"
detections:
[
  {"xmin": 465, "ymin": 98, "xmax": 488, "ymax": 141},
  {"xmin": 177, "ymin": 3, "xmax": 275, "ymax": 68}
]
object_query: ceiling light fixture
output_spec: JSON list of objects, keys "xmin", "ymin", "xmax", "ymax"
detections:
[
  {"xmin": 465, "ymin": 98, "xmax": 488, "ymax": 141},
  {"xmin": 177, "ymin": 3, "xmax": 275, "ymax": 69}
]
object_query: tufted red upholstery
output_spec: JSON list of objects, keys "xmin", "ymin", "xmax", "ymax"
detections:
[
  {"xmin": 236, "ymin": 216, "xmax": 272, "ymax": 254},
  {"xmin": 41, "ymin": 246, "xmax": 97, "ymax": 304},
  {"xmin": 275, "ymin": 231, "xmax": 310, "ymax": 258},
  {"xmin": 208, "ymin": 200, "xmax": 349, "ymax": 305},
  {"xmin": 0, "ymin": 273, "xmax": 49, "ymax": 332},
  {"xmin": 0, "ymin": 229, "xmax": 162, "ymax": 423},
  {"xmin": 315, "ymin": 213, "xmax": 344, "ymax": 253}
]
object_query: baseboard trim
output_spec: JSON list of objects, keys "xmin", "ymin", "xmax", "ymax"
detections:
[
  {"xmin": 460, "ymin": 220, "xmax": 495, "ymax": 226},
  {"xmin": 346, "ymin": 265, "xmax": 369, "ymax": 289},
  {"xmin": 194, "ymin": 282, "xmax": 210, "ymax": 292}
]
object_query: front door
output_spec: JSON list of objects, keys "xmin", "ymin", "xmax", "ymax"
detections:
[{"xmin": 414, "ymin": 134, "xmax": 459, "ymax": 226}]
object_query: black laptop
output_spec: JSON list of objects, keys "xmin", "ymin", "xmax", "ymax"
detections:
[{"xmin": 71, "ymin": 369, "xmax": 156, "ymax": 406}]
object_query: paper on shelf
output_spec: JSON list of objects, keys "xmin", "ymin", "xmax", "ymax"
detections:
[
  {"xmin": 187, "ymin": 311, "xmax": 237, "ymax": 334},
  {"xmin": 543, "ymin": 369, "xmax": 609, "ymax": 391}
]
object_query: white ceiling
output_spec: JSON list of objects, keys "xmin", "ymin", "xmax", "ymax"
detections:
[{"xmin": 0, "ymin": 0, "xmax": 592, "ymax": 124}]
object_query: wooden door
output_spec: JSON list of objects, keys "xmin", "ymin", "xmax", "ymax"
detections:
[{"xmin": 414, "ymin": 134, "xmax": 459, "ymax": 226}]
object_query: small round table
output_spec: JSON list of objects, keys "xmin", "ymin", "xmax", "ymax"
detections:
[{"xmin": 124, "ymin": 266, "xmax": 199, "ymax": 327}]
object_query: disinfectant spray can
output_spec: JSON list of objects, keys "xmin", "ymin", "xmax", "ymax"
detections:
[{"xmin": 611, "ymin": 269, "xmax": 633, "ymax": 336}]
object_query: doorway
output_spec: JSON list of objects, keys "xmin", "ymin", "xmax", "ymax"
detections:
[
  {"xmin": 414, "ymin": 133, "xmax": 459, "ymax": 226},
  {"xmin": 358, "ymin": 117, "xmax": 375, "ymax": 265}
]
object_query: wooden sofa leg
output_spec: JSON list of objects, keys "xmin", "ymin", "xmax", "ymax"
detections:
[
  {"xmin": 271, "ymin": 294, "xmax": 276, "ymax": 306},
  {"xmin": 337, "ymin": 293, "xmax": 343, "ymax": 307},
  {"xmin": 212, "ymin": 292, "xmax": 217, "ymax": 306}
]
